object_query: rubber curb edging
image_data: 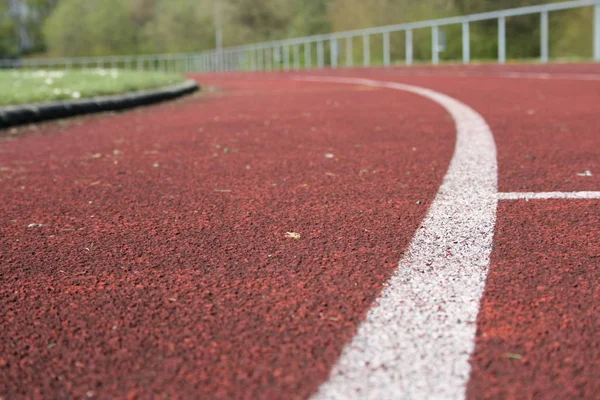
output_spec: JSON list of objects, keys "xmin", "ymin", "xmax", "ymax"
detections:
[{"xmin": 0, "ymin": 79, "xmax": 199, "ymax": 130}]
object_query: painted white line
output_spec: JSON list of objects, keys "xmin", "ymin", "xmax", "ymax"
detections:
[
  {"xmin": 498, "ymin": 72, "xmax": 600, "ymax": 81},
  {"xmin": 357, "ymin": 70, "xmax": 600, "ymax": 81},
  {"xmin": 296, "ymin": 76, "xmax": 498, "ymax": 400},
  {"xmin": 498, "ymin": 191, "xmax": 600, "ymax": 200}
]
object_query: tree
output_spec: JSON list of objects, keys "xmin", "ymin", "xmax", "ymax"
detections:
[
  {"xmin": 143, "ymin": 0, "xmax": 215, "ymax": 53},
  {"xmin": 36, "ymin": 0, "xmax": 598, "ymax": 61},
  {"xmin": 0, "ymin": 1, "xmax": 17, "ymax": 58},
  {"xmin": 223, "ymin": 0, "xmax": 296, "ymax": 44},
  {"xmin": 327, "ymin": 0, "xmax": 458, "ymax": 62},
  {"xmin": 126, "ymin": 0, "xmax": 161, "ymax": 53},
  {"xmin": 44, "ymin": 0, "xmax": 136, "ymax": 57}
]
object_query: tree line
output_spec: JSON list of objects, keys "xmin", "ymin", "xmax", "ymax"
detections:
[{"xmin": 0, "ymin": 0, "xmax": 595, "ymax": 61}]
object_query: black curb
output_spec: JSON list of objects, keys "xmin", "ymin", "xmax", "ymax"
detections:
[{"xmin": 0, "ymin": 79, "xmax": 199, "ymax": 130}]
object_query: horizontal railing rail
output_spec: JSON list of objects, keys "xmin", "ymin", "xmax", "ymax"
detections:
[{"xmin": 2, "ymin": 0, "xmax": 599, "ymax": 73}]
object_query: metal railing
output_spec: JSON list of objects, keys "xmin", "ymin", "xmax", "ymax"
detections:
[{"xmin": 2, "ymin": 0, "xmax": 599, "ymax": 73}]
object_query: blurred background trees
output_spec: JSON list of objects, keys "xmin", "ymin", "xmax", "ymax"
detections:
[{"xmin": 0, "ymin": 0, "xmax": 596, "ymax": 61}]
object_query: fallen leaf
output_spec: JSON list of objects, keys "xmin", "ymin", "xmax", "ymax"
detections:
[{"xmin": 504, "ymin": 353, "xmax": 523, "ymax": 360}]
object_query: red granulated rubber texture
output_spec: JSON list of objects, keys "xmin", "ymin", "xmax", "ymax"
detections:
[
  {"xmin": 2, "ymin": 65, "xmax": 599, "ymax": 399},
  {"xmin": 308, "ymin": 64, "xmax": 600, "ymax": 193},
  {"xmin": 320, "ymin": 65, "xmax": 599, "ymax": 398},
  {"xmin": 467, "ymin": 200, "xmax": 600, "ymax": 399},
  {"xmin": 0, "ymin": 76, "xmax": 454, "ymax": 399}
]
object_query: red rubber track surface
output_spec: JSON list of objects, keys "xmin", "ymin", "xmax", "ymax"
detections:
[
  {"xmin": 467, "ymin": 200, "xmax": 600, "ymax": 399},
  {"xmin": 1, "ymin": 64, "xmax": 599, "ymax": 399},
  {"xmin": 1, "ymin": 77, "xmax": 454, "ymax": 398},
  {"xmin": 305, "ymin": 64, "xmax": 600, "ymax": 192},
  {"xmin": 317, "ymin": 64, "xmax": 600, "ymax": 399}
]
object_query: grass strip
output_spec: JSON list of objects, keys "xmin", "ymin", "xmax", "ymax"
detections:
[{"xmin": 1, "ymin": 69, "xmax": 186, "ymax": 106}]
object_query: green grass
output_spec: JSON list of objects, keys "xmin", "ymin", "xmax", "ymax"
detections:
[{"xmin": 0, "ymin": 69, "xmax": 186, "ymax": 106}]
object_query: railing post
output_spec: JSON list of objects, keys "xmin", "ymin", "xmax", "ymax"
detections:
[
  {"xmin": 540, "ymin": 11, "xmax": 549, "ymax": 63},
  {"xmin": 331, "ymin": 38, "xmax": 338, "ymax": 68},
  {"xmin": 595, "ymin": 5, "xmax": 600, "ymax": 62},
  {"xmin": 293, "ymin": 44, "xmax": 300, "ymax": 70},
  {"xmin": 363, "ymin": 34, "xmax": 370, "ymax": 67},
  {"xmin": 383, "ymin": 31, "xmax": 391, "ymax": 67},
  {"xmin": 432, "ymin": 25, "xmax": 439, "ymax": 65},
  {"xmin": 346, "ymin": 36, "xmax": 353, "ymax": 67},
  {"xmin": 406, "ymin": 29, "xmax": 413, "ymax": 66},
  {"xmin": 250, "ymin": 49, "xmax": 256, "ymax": 71},
  {"xmin": 462, "ymin": 21, "xmax": 470, "ymax": 64},
  {"xmin": 317, "ymin": 40, "xmax": 325, "ymax": 68},
  {"xmin": 283, "ymin": 45, "xmax": 290, "ymax": 71},
  {"xmin": 305, "ymin": 42, "xmax": 312, "ymax": 69},
  {"xmin": 258, "ymin": 48, "xmax": 264, "ymax": 71},
  {"xmin": 498, "ymin": 16, "xmax": 506, "ymax": 64}
]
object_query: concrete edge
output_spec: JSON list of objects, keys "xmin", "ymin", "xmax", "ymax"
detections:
[{"xmin": 0, "ymin": 79, "xmax": 199, "ymax": 130}]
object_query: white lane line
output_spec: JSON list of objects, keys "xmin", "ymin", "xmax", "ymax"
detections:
[
  {"xmin": 357, "ymin": 70, "xmax": 600, "ymax": 81},
  {"xmin": 498, "ymin": 72, "xmax": 600, "ymax": 81},
  {"xmin": 498, "ymin": 191, "xmax": 600, "ymax": 200},
  {"xmin": 295, "ymin": 76, "xmax": 498, "ymax": 400}
]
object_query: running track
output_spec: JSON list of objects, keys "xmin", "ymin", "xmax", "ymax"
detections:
[{"xmin": 1, "ymin": 64, "xmax": 599, "ymax": 399}]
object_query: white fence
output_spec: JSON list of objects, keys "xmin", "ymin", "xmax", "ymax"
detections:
[{"xmin": 2, "ymin": 0, "xmax": 599, "ymax": 73}]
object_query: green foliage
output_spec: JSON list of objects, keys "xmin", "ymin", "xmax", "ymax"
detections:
[
  {"xmin": 0, "ymin": 0, "xmax": 58, "ymax": 56},
  {"xmin": 43, "ymin": 0, "xmax": 136, "ymax": 56},
  {"xmin": 552, "ymin": 7, "xmax": 594, "ymax": 59},
  {"xmin": 0, "ymin": 1, "xmax": 17, "ymax": 57},
  {"xmin": 30, "ymin": 0, "xmax": 600, "ymax": 61},
  {"xmin": 143, "ymin": 0, "xmax": 215, "ymax": 53}
]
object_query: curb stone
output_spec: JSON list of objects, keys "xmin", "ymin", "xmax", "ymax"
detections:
[{"xmin": 0, "ymin": 79, "xmax": 199, "ymax": 130}]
